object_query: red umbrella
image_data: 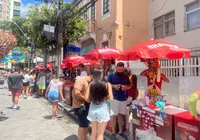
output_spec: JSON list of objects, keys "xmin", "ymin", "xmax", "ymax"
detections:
[
  {"xmin": 47, "ymin": 63, "xmax": 53, "ymax": 69},
  {"xmin": 79, "ymin": 58, "xmax": 100, "ymax": 66},
  {"xmin": 84, "ymin": 48, "xmax": 121, "ymax": 60},
  {"xmin": 120, "ymin": 40, "xmax": 190, "ymax": 60},
  {"xmin": 62, "ymin": 57, "xmax": 100, "ymax": 68},
  {"xmin": 61, "ymin": 63, "xmax": 68, "ymax": 69},
  {"xmin": 62, "ymin": 56, "xmax": 84, "ymax": 63},
  {"xmin": 34, "ymin": 65, "xmax": 43, "ymax": 70}
]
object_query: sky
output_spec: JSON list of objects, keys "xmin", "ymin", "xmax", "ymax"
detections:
[{"xmin": 21, "ymin": 0, "xmax": 72, "ymax": 17}]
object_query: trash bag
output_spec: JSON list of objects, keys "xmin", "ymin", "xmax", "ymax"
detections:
[{"xmin": 136, "ymin": 128, "xmax": 157, "ymax": 140}]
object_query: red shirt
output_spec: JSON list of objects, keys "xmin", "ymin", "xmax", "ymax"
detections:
[{"xmin": 147, "ymin": 75, "xmax": 164, "ymax": 90}]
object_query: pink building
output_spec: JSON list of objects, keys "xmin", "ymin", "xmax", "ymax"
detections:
[{"xmin": 1, "ymin": 0, "xmax": 8, "ymax": 20}]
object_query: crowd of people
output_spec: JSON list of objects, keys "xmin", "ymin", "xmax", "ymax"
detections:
[
  {"xmin": 6, "ymin": 68, "xmax": 53, "ymax": 110},
  {"xmin": 4, "ymin": 61, "xmax": 137, "ymax": 140},
  {"xmin": 72, "ymin": 62, "xmax": 138, "ymax": 140}
]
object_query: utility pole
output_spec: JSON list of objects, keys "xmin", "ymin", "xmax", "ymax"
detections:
[{"xmin": 56, "ymin": 0, "xmax": 63, "ymax": 77}]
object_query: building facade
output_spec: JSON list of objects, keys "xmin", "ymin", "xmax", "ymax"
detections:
[
  {"xmin": 77, "ymin": 0, "xmax": 149, "ymax": 55},
  {"xmin": 9, "ymin": 0, "xmax": 21, "ymax": 20},
  {"xmin": 0, "ymin": 0, "xmax": 10, "ymax": 21},
  {"xmin": 0, "ymin": 0, "xmax": 21, "ymax": 21},
  {"xmin": 147, "ymin": 0, "xmax": 200, "ymax": 108},
  {"xmin": 149, "ymin": 0, "xmax": 200, "ymax": 51}
]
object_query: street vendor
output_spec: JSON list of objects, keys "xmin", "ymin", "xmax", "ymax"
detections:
[{"xmin": 189, "ymin": 86, "xmax": 200, "ymax": 121}]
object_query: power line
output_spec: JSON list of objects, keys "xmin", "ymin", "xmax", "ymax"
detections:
[
  {"xmin": 154, "ymin": 0, "xmax": 168, "ymax": 14},
  {"xmin": 67, "ymin": 0, "xmax": 98, "ymax": 23}
]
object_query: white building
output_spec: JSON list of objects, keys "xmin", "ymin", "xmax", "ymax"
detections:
[
  {"xmin": 146, "ymin": 0, "xmax": 200, "ymax": 109},
  {"xmin": 149, "ymin": 0, "xmax": 200, "ymax": 52}
]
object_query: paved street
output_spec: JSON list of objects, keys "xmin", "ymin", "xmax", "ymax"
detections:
[{"xmin": 0, "ymin": 88, "xmax": 79, "ymax": 140}]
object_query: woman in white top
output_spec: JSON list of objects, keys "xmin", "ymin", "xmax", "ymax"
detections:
[
  {"xmin": 46, "ymin": 74, "xmax": 65, "ymax": 120},
  {"xmin": 22, "ymin": 71, "xmax": 30, "ymax": 99}
]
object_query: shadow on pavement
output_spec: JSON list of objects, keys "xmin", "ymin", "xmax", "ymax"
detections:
[
  {"xmin": 63, "ymin": 135, "xmax": 78, "ymax": 140},
  {"xmin": 0, "ymin": 116, "xmax": 9, "ymax": 122},
  {"xmin": 43, "ymin": 115, "xmax": 52, "ymax": 120},
  {"xmin": 6, "ymin": 106, "xmax": 13, "ymax": 109}
]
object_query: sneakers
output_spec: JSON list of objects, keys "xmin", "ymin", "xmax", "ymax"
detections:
[
  {"xmin": 27, "ymin": 97, "xmax": 31, "ymax": 99},
  {"xmin": 111, "ymin": 134, "xmax": 116, "ymax": 140},
  {"xmin": 52, "ymin": 117, "xmax": 57, "ymax": 121},
  {"xmin": 12, "ymin": 105, "xmax": 19, "ymax": 111}
]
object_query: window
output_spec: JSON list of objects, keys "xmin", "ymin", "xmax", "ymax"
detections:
[
  {"xmin": 14, "ymin": 1, "xmax": 21, "ymax": 11},
  {"xmin": 185, "ymin": 1, "xmax": 200, "ymax": 30},
  {"xmin": 14, "ymin": 2, "xmax": 20, "ymax": 6},
  {"xmin": 83, "ymin": 8, "xmax": 88, "ymax": 20},
  {"xmin": 154, "ymin": 11, "xmax": 175, "ymax": 39},
  {"xmin": 91, "ymin": 3, "xmax": 95, "ymax": 20},
  {"xmin": 103, "ymin": 0, "xmax": 109, "ymax": 15},
  {"xmin": 13, "ymin": 10, "xmax": 20, "ymax": 17}
]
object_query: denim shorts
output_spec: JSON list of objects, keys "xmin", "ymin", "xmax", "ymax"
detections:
[
  {"xmin": 87, "ymin": 103, "xmax": 110, "ymax": 123},
  {"xmin": 29, "ymin": 81, "xmax": 35, "ymax": 87},
  {"xmin": 48, "ymin": 90, "xmax": 59, "ymax": 102}
]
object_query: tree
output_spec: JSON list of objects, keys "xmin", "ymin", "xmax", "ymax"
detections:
[
  {"xmin": 25, "ymin": 3, "xmax": 86, "ymax": 49},
  {"xmin": 0, "ymin": 2, "xmax": 86, "ymax": 49},
  {"xmin": 0, "ymin": 17, "xmax": 29, "ymax": 48}
]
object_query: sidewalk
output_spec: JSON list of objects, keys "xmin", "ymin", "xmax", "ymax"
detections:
[{"xmin": 0, "ymin": 88, "xmax": 78, "ymax": 140}]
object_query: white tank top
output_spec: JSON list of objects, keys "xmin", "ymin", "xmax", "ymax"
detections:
[{"xmin": 49, "ymin": 80, "xmax": 62, "ymax": 92}]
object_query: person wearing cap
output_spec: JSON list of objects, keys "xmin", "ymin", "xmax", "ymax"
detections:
[
  {"xmin": 45, "ymin": 74, "xmax": 65, "ymax": 120},
  {"xmin": 72, "ymin": 75, "xmax": 92, "ymax": 140},
  {"xmin": 78, "ymin": 63, "xmax": 88, "ymax": 77}
]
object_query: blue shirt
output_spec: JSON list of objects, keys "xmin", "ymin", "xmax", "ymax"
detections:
[{"xmin": 107, "ymin": 72, "xmax": 131, "ymax": 101}]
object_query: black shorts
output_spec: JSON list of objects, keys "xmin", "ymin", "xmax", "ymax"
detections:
[
  {"xmin": 23, "ymin": 82, "xmax": 29, "ymax": 87},
  {"xmin": 74, "ymin": 103, "xmax": 90, "ymax": 128}
]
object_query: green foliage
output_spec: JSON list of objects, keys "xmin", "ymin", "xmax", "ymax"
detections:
[
  {"xmin": 0, "ymin": 2, "xmax": 86, "ymax": 52},
  {"xmin": 0, "ymin": 17, "xmax": 29, "ymax": 48}
]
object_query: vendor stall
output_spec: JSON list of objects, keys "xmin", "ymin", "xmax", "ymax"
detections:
[
  {"xmin": 61, "ymin": 55, "xmax": 100, "ymax": 107},
  {"xmin": 120, "ymin": 40, "xmax": 191, "ymax": 140}
]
